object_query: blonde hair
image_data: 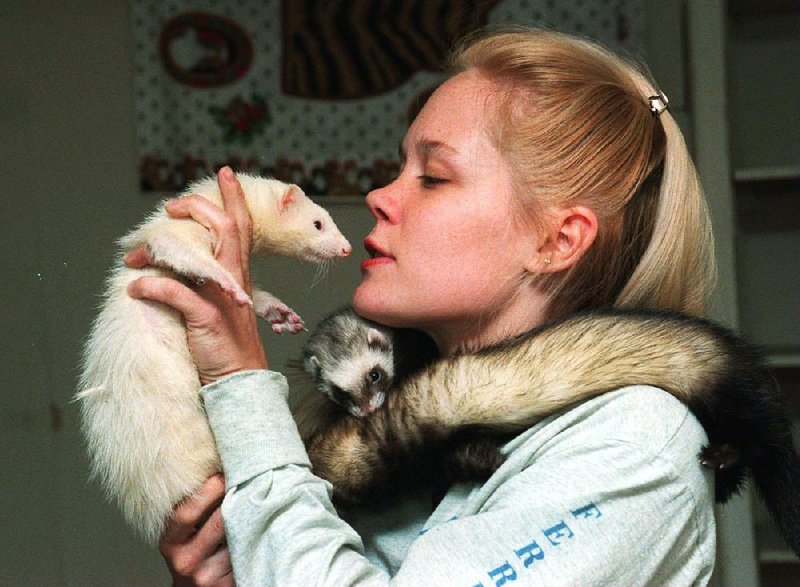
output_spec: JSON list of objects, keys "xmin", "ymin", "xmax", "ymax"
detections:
[{"xmin": 450, "ymin": 28, "xmax": 715, "ymax": 318}]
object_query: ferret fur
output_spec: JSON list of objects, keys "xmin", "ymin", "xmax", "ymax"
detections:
[
  {"xmin": 303, "ymin": 308, "xmax": 800, "ymax": 556},
  {"xmin": 76, "ymin": 174, "xmax": 351, "ymax": 544}
]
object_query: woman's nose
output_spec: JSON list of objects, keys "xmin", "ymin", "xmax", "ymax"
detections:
[{"xmin": 366, "ymin": 183, "xmax": 401, "ymax": 223}]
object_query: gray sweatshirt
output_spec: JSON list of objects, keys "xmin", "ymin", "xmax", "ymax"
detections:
[{"xmin": 202, "ymin": 370, "xmax": 716, "ymax": 586}]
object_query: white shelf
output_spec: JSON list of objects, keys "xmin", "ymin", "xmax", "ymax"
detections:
[{"xmin": 733, "ymin": 165, "xmax": 800, "ymax": 183}]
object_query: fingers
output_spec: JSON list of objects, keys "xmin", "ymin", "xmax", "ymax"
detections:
[
  {"xmin": 164, "ymin": 195, "xmax": 245, "ymax": 283},
  {"xmin": 217, "ymin": 167, "xmax": 253, "ymax": 274},
  {"xmin": 123, "ymin": 247, "xmax": 153, "ymax": 268},
  {"xmin": 163, "ymin": 508, "xmax": 228, "ymax": 579},
  {"xmin": 127, "ymin": 275, "xmax": 219, "ymax": 325},
  {"xmin": 162, "ymin": 474, "xmax": 226, "ymax": 545},
  {"xmin": 159, "ymin": 475, "xmax": 231, "ymax": 586},
  {"xmin": 163, "ymin": 167, "xmax": 252, "ymax": 287},
  {"xmin": 193, "ymin": 547, "xmax": 235, "ymax": 587}
]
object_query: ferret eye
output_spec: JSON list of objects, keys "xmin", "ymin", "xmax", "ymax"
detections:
[
  {"xmin": 369, "ymin": 369, "xmax": 382, "ymax": 383},
  {"xmin": 314, "ymin": 220, "xmax": 322, "ymax": 230}
]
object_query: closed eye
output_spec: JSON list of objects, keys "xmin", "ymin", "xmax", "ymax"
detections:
[{"xmin": 418, "ymin": 175, "xmax": 447, "ymax": 188}]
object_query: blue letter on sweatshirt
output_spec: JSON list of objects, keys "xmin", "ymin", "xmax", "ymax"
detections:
[
  {"xmin": 543, "ymin": 521, "xmax": 574, "ymax": 546},
  {"xmin": 488, "ymin": 561, "xmax": 517, "ymax": 585},
  {"xmin": 571, "ymin": 503, "xmax": 602, "ymax": 520},
  {"xmin": 514, "ymin": 540, "xmax": 545, "ymax": 568}
]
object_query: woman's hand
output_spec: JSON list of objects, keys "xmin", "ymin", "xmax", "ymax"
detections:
[
  {"xmin": 159, "ymin": 475, "xmax": 233, "ymax": 587},
  {"xmin": 126, "ymin": 166, "xmax": 268, "ymax": 384}
]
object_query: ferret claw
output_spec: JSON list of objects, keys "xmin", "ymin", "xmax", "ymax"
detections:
[
  {"xmin": 271, "ymin": 322, "xmax": 307, "ymax": 334},
  {"xmin": 216, "ymin": 278, "xmax": 253, "ymax": 306},
  {"xmin": 253, "ymin": 291, "xmax": 305, "ymax": 334}
]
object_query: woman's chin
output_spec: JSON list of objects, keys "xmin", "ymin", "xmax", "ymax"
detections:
[
  {"xmin": 352, "ymin": 286, "xmax": 406, "ymax": 327},
  {"xmin": 352, "ymin": 286, "xmax": 386, "ymax": 320}
]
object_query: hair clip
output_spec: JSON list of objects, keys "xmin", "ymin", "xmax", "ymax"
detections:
[{"xmin": 648, "ymin": 92, "xmax": 669, "ymax": 116}]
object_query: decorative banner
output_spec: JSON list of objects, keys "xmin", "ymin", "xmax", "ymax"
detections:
[
  {"xmin": 281, "ymin": 0, "xmax": 502, "ymax": 99},
  {"xmin": 132, "ymin": 0, "xmax": 645, "ymax": 194}
]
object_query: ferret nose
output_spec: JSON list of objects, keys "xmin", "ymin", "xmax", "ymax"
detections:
[{"xmin": 342, "ymin": 244, "xmax": 352, "ymax": 256}]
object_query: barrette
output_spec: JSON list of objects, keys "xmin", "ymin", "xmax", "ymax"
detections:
[{"xmin": 648, "ymin": 91, "xmax": 669, "ymax": 116}]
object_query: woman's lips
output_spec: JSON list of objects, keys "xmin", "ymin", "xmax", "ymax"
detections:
[
  {"xmin": 360, "ymin": 256, "xmax": 393, "ymax": 272},
  {"xmin": 361, "ymin": 238, "xmax": 394, "ymax": 272}
]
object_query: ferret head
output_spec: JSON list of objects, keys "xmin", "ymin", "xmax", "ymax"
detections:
[
  {"xmin": 239, "ymin": 176, "xmax": 351, "ymax": 261},
  {"xmin": 304, "ymin": 320, "xmax": 396, "ymax": 417}
]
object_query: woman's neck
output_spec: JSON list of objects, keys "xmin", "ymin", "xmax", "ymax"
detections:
[{"xmin": 425, "ymin": 292, "xmax": 550, "ymax": 357}]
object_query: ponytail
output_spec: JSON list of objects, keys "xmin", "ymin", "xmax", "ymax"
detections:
[{"xmin": 451, "ymin": 28, "xmax": 716, "ymax": 317}]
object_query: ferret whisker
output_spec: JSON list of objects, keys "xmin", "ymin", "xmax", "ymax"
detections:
[{"xmin": 311, "ymin": 260, "xmax": 331, "ymax": 287}]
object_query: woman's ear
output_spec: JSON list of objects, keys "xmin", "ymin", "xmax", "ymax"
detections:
[{"xmin": 526, "ymin": 206, "xmax": 598, "ymax": 273}]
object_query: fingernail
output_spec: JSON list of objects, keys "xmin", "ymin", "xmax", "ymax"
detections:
[
  {"xmin": 165, "ymin": 198, "xmax": 180, "ymax": 210},
  {"xmin": 220, "ymin": 166, "xmax": 233, "ymax": 180},
  {"xmin": 126, "ymin": 281, "xmax": 141, "ymax": 299}
]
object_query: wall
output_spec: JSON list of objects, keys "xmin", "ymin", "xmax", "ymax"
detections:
[
  {"xmin": 2, "ymin": 2, "xmax": 179, "ymax": 584},
  {"xmin": 0, "ymin": 2, "xmax": 371, "ymax": 584}
]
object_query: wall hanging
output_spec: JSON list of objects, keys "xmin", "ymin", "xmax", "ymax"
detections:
[{"xmin": 132, "ymin": 0, "xmax": 644, "ymax": 194}]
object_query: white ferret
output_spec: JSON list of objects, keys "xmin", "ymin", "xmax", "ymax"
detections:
[{"xmin": 76, "ymin": 174, "xmax": 351, "ymax": 544}]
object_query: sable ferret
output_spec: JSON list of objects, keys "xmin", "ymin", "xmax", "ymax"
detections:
[
  {"xmin": 76, "ymin": 174, "xmax": 351, "ymax": 544},
  {"xmin": 301, "ymin": 306, "xmax": 438, "ymax": 417},
  {"xmin": 300, "ymin": 307, "xmax": 800, "ymax": 556},
  {"xmin": 290, "ymin": 307, "xmax": 437, "ymax": 444}
]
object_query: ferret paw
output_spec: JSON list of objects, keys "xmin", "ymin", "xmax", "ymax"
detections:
[
  {"xmin": 253, "ymin": 290, "xmax": 305, "ymax": 334},
  {"xmin": 444, "ymin": 436, "xmax": 506, "ymax": 483},
  {"xmin": 214, "ymin": 277, "xmax": 253, "ymax": 306},
  {"xmin": 699, "ymin": 443, "xmax": 740, "ymax": 470},
  {"xmin": 270, "ymin": 315, "xmax": 306, "ymax": 334}
]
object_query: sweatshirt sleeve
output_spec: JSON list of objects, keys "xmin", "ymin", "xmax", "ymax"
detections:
[
  {"xmin": 202, "ymin": 372, "xmax": 715, "ymax": 587},
  {"xmin": 201, "ymin": 370, "xmax": 390, "ymax": 586}
]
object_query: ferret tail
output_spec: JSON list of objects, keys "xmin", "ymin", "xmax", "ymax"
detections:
[
  {"xmin": 659, "ymin": 316, "xmax": 800, "ymax": 557},
  {"xmin": 752, "ymin": 442, "xmax": 800, "ymax": 557},
  {"xmin": 697, "ymin": 332, "xmax": 800, "ymax": 555}
]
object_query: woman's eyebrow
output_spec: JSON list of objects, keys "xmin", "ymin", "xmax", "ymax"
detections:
[{"xmin": 398, "ymin": 139, "xmax": 458, "ymax": 163}]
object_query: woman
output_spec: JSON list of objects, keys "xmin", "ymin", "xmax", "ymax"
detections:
[{"xmin": 128, "ymin": 29, "xmax": 716, "ymax": 585}]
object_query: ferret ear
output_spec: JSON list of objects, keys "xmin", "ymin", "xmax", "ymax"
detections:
[
  {"xmin": 367, "ymin": 328, "xmax": 391, "ymax": 350},
  {"xmin": 279, "ymin": 185, "xmax": 303, "ymax": 214},
  {"xmin": 305, "ymin": 355, "xmax": 321, "ymax": 377}
]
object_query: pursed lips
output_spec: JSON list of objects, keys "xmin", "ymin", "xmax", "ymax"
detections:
[{"xmin": 361, "ymin": 238, "xmax": 394, "ymax": 272}]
